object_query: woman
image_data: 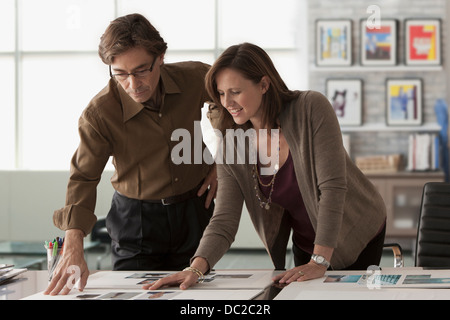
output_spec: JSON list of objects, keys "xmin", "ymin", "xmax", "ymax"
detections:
[{"xmin": 146, "ymin": 43, "xmax": 386, "ymax": 290}]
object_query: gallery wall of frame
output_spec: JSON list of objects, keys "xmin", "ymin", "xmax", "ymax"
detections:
[
  {"xmin": 313, "ymin": 16, "xmax": 445, "ymax": 173},
  {"xmin": 318, "ymin": 18, "xmax": 441, "ymax": 128},
  {"xmin": 316, "ymin": 18, "xmax": 441, "ymax": 68},
  {"xmin": 308, "ymin": 0, "xmax": 449, "ymax": 247}
]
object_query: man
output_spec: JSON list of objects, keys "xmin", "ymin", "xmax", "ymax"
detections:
[{"xmin": 45, "ymin": 13, "xmax": 217, "ymax": 295}]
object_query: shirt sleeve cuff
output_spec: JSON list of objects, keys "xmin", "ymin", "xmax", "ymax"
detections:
[{"xmin": 53, "ymin": 204, "xmax": 97, "ymax": 236}]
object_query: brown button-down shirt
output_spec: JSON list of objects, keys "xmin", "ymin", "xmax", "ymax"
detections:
[{"xmin": 53, "ymin": 61, "xmax": 213, "ymax": 235}]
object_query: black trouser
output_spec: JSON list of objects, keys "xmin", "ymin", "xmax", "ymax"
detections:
[
  {"xmin": 106, "ymin": 190, "xmax": 214, "ymax": 271},
  {"xmin": 293, "ymin": 224, "xmax": 386, "ymax": 270}
]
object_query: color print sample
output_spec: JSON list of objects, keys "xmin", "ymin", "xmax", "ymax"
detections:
[
  {"xmin": 403, "ymin": 275, "xmax": 450, "ymax": 285},
  {"xmin": 316, "ymin": 20, "xmax": 352, "ymax": 66},
  {"xmin": 326, "ymin": 79, "xmax": 362, "ymax": 126},
  {"xmin": 361, "ymin": 20, "xmax": 397, "ymax": 65},
  {"xmin": 386, "ymin": 79, "xmax": 422, "ymax": 126},
  {"xmin": 406, "ymin": 19, "xmax": 441, "ymax": 65}
]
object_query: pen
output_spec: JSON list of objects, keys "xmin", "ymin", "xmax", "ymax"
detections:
[
  {"xmin": 45, "ymin": 237, "xmax": 64, "ymax": 281},
  {"xmin": 52, "ymin": 240, "xmax": 58, "ymax": 257}
]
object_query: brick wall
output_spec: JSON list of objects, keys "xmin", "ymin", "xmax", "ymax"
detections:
[{"xmin": 307, "ymin": 0, "xmax": 447, "ymax": 167}]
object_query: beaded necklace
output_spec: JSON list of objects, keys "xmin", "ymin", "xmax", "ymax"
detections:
[{"xmin": 252, "ymin": 129, "xmax": 280, "ymax": 210}]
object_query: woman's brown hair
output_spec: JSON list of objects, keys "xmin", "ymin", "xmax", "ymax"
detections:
[
  {"xmin": 205, "ymin": 42, "xmax": 299, "ymax": 132},
  {"xmin": 98, "ymin": 13, "xmax": 168, "ymax": 65}
]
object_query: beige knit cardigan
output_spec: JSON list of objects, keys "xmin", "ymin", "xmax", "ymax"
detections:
[{"xmin": 195, "ymin": 90, "xmax": 386, "ymax": 270}]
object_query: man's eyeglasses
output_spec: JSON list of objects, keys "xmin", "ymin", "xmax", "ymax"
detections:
[{"xmin": 109, "ymin": 58, "xmax": 156, "ymax": 81}]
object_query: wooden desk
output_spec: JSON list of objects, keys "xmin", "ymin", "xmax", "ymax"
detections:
[
  {"xmin": 0, "ymin": 241, "xmax": 102, "ymax": 271},
  {"xmin": 0, "ymin": 240, "xmax": 101, "ymax": 256},
  {"xmin": 0, "ymin": 256, "xmax": 46, "ymax": 270}
]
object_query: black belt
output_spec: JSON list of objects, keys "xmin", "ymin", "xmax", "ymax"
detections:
[{"xmin": 144, "ymin": 183, "xmax": 202, "ymax": 206}]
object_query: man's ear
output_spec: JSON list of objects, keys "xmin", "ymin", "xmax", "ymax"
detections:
[{"xmin": 159, "ymin": 53, "xmax": 165, "ymax": 65}]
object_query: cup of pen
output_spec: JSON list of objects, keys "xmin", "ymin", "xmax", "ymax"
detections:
[{"xmin": 45, "ymin": 238, "xmax": 64, "ymax": 282}]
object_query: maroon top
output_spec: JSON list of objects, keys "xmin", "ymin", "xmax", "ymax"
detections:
[{"xmin": 258, "ymin": 152, "xmax": 315, "ymax": 254}]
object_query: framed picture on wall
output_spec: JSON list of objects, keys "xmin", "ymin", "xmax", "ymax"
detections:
[
  {"xmin": 326, "ymin": 79, "xmax": 362, "ymax": 126},
  {"xmin": 316, "ymin": 20, "xmax": 352, "ymax": 66},
  {"xmin": 386, "ymin": 79, "xmax": 423, "ymax": 126},
  {"xmin": 405, "ymin": 19, "xmax": 441, "ymax": 65},
  {"xmin": 360, "ymin": 19, "xmax": 397, "ymax": 66}
]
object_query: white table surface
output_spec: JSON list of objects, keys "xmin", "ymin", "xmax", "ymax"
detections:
[{"xmin": 274, "ymin": 267, "xmax": 450, "ymax": 300}]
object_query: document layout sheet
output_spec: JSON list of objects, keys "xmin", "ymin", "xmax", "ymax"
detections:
[
  {"xmin": 274, "ymin": 268, "xmax": 450, "ymax": 300},
  {"xmin": 85, "ymin": 269, "xmax": 276, "ymax": 289},
  {"xmin": 22, "ymin": 270, "xmax": 278, "ymax": 300}
]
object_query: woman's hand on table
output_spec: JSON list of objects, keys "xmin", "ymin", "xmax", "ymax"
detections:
[{"xmin": 144, "ymin": 257, "xmax": 210, "ymax": 290}]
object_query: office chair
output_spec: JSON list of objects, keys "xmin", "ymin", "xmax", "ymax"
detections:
[
  {"xmin": 415, "ymin": 182, "xmax": 450, "ymax": 268},
  {"xmin": 383, "ymin": 242, "xmax": 404, "ymax": 268},
  {"xmin": 90, "ymin": 216, "xmax": 111, "ymax": 269}
]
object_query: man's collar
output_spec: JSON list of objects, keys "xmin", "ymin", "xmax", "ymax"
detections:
[
  {"xmin": 117, "ymin": 83, "xmax": 144, "ymax": 122},
  {"xmin": 160, "ymin": 64, "xmax": 181, "ymax": 94},
  {"xmin": 117, "ymin": 64, "xmax": 181, "ymax": 122}
]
